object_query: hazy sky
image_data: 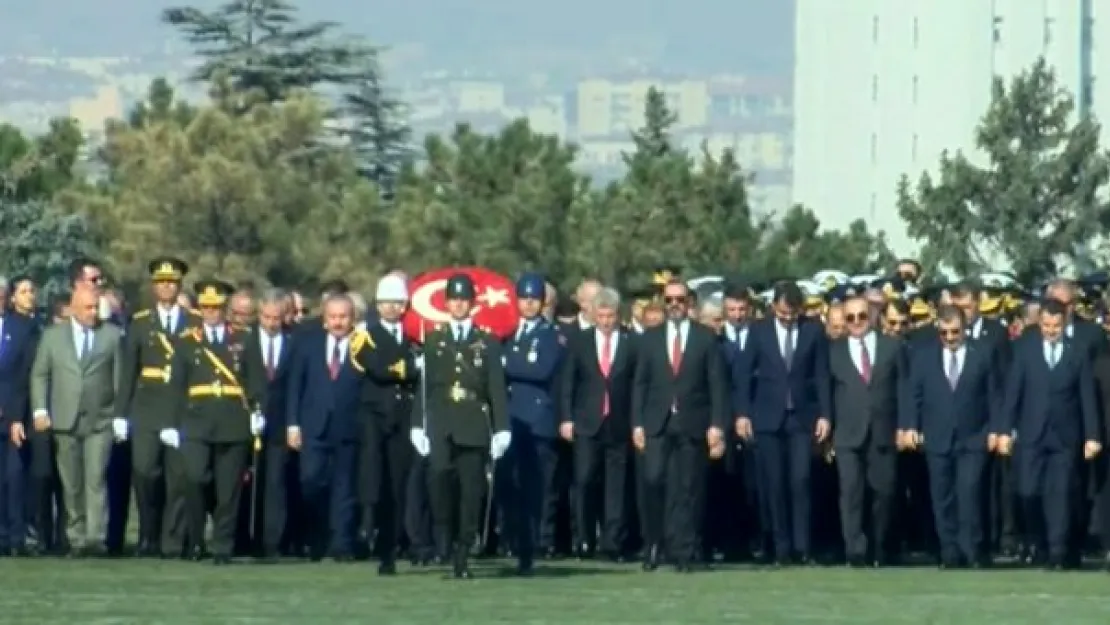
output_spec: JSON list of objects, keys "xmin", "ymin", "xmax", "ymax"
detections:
[{"xmin": 4, "ymin": 1, "xmax": 793, "ymax": 75}]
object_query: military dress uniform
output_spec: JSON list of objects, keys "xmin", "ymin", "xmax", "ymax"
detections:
[
  {"xmin": 496, "ymin": 273, "xmax": 564, "ymax": 574},
  {"xmin": 411, "ymin": 274, "xmax": 510, "ymax": 578},
  {"xmin": 115, "ymin": 257, "xmax": 202, "ymax": 557},
  {"xmin": 168, "ymin": 280, "xmax": 267, "ymax": 564}
]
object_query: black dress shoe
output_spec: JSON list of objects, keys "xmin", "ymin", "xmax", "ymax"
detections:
[
  {"xmin": 378, "ymin": 561, "xmax": 397, "ymax": 576},
  {"xmin": 451, "ymin": 544, "xmax": 472, "ymax": 579},
  {"xmin": 10, "ymin": 546, "xmax": 31, "ymax": 558},
  {"xmin": 213, "ymin": 554, "xmax": 231, "ymax": 566},
  {"xmin": 333, "ymin": 554, "xmax": 355, "ymax": 563},
  {"xmin": 516, "ymin": 561, "xmax": 534, "ymax": 576},
  {"xmin": 847, "ymin": 554, "xmax": 867, "ymax": 568},
  {"xmin": 576, "ymin": 543, "xmax": 595, "ymax": 560},
  {"xmin": 674, "ymin": 561, "xmax": 692, "ymax": 573},
  {"xmin": 188, "ymin": 546, "xmax": 208, "ymax": 562},
  {"xmin": 642, "ymin": 544, "xmax": 660, "ymax": 571},
  {"xmin": 541, "ymin": 546, "xmax": 558, "ymax": 560}
]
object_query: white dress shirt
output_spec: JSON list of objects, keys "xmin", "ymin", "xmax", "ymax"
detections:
[
  {"xmin": 944, "ymin": 345, "xmax": 967, "ymax": 378},
  {"xmin": 260, "ymin": 331, "xmax": 284, "ymax": 368},
  {"xmin": 516, "ymin": 319, "xmax": 536, "ymax": 342},
  {"xmin": 71, "ymin": 319, "xmax": 95, "ymax": 358},
  {"xmin": 774, "ymin": 321, "xmax": 796, "ymax": 356},
  {"xmin": 848, "ymin": 331, "xmax": 877, "ymax": 374},
  {"xmin": 156, "ymin": 304, "xmax": 181, "ymax": 333},
  {"xmin": 596, "ymin": 328, "xmax": 620, "ymax": 364},
  {"xmin": 204, "ymin": 324, "xmax": 225, "ymax": 344},
  {"xmin": 666, "ymin": 319, "xmax": 689, "ymax": 366},
  {"xmin": 1043, "ymin": 340, "xmax": 1063, "ymax": 366},
  {"xmin": 577, "ymin": 314, "xmax": 592, "ymax": 330},
  {"xmin": 726, "ymin": 323, "xmax": 749, "ymax": 350},
  {"xmin": 326, "ymin": 334, "xmax": 350, "ymax": 363},
  {"xmin": 380, "ymin": 321, "xmax": 404, "ymax": 344},
  {"xmin": 450, "ymin": 319, "xmax": 473, "ymax": 341}
]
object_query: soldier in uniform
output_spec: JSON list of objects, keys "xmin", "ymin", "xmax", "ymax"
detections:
[
  {"xmin": 497, "ymin": 272, "xmax": 564, "ymax": 575},
  {"xmin": 114, "ymin": 256, "xmax": 202, "ymax": 558},
  {"xmin": 409, "ymin": 273, "xmax": 511, "ymax": 578},
  {"xmin": 163, "ymin": 280, "xmax": 267, "ymax": 565}
]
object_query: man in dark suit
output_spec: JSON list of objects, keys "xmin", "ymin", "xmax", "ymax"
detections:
[
  {"xmin": 998, "ymin": 298, "xmax": 1102, "ymax": 569},
  {"xmin": 902, "ymin": 305, "xmax": 1000, "ymax": 568},
  {"xmin": 245, "ymin": 289, "xmax": 296, "ymax": 561},
  {"xmin": 828, "ymin": 294, "xmax": 906, "ymax": 566},
  {"xmin": 499, "ymin": 273, "xmax": 563, "ymax": 575},
  {"xmin": 722, "ymin": 282, "xmax": 761, "ymax": 558},
  {"xmin": 632, "ymin": 278, "xmax": 728, "ymax": 572},
  {"xmin": 285, "ymin": 292, "xmax": 366, "ymax": 561},
  {"xmin": 735, "ymin": 280, "xmax": 831, "ymax": 565},
  {"xmin": 949, "ymin": 281, "xmax": 1016, "ymax": 555},
  {"xmin": 561, "ymin": 286, "xmax": 635, "ymax": 562},
  {"xmin": 0, "ymin": 285, "xmax": 39, "ymax": 556},
  {"xmin": 354, "ymin": 275, "xmax": 420, "ymax": 575}
]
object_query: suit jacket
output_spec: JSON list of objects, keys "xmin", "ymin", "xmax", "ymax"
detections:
[
  {"xmin": 353, "ymin": 322, "xmax": 419, "ymax": 434},
  {"xmin": 723, "ymin": 324, "xmax": 754, "ymax": 416},
  {"xmin": 736, "ymin": 318, "xmax": 831, "ymax": 433},
  {"xmin": 171, "ymin": 324, "xmax": 266, "ymax": 442},
  {"xmin": 243, "ymin": 324, "xmax": 295, "ymax": 441},
  {"xmin": 631, "ymin": 320, "xmax": 728, "ymax": 438},
  {"xmin": 0, "ymin": 313, "xmax": 38, "ymax": 426},
  {"xmin": 286, "ymin": 331, "xmax": 365, "ymax": 445},
  {"xmin": 903, "ymin": 342, "xmax": 1000, "ymax": 454},
  {"xmin": 1093, "ymin": 349, "xmax": 1110, "ymax": 443},
  {"xmin": 561, "ymin": 327, "xmax": 636, "ymax": 438},
  {"xmin": 31, "ymin": 320, "xmax": 123, "ymax": 433},
  {"xmin": 1003, "ymin": 334, "xmax": 1100, "ymax": 450},
  {"xmin": 828, "ymin": 333, "xmax": 906, "ymax": 451},
  {"xmin": 115, "ymin": 306, "xmax": 203, "ymax": 432},
  {"xmin": 504, "ymin": 319, "xmax": 563, "ymax": 438}
]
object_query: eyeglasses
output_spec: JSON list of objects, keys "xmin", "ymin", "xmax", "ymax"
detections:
[
  {"xmin": 845, "ymin": 312, "xmax": 868, "ymax": 323},
  {"xmin": 886, "ymin": 318, "xmax": 908, "ymax": 327},
  {"xmin": 939, "ymin": 328, "xmax": 962, "ymax": 337}
]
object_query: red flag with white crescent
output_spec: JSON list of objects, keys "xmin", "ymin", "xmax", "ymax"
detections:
[{"xmin": 403, "ymin": 267, "xmax": 519, "ymax": 343}]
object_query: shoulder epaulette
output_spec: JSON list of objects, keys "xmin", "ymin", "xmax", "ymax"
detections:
[
  {"xmin": 132, "ymin": 309, "xmax": 151, "ymax": 319},
  {"xmin": 180, "ymin": 327, "xmax": 202, "ymax": 342}
]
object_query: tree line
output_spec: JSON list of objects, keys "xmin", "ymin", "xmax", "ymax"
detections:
[{"xmin": 11, "ymin": 1, "xmax": 1094, "ymax": 301}]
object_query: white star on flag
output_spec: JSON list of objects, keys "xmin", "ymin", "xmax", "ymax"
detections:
[{"xmin": 477, "ymin": 287, "xmax": 511, "ymax": 308}]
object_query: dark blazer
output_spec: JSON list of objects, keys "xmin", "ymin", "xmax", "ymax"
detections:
[
  {"xmin": 561, "ymin": 327, "xmax": 636, "ymax": 438},
  {"xmin": 631, "ymin": 320, "xmax": 728, "ymax": 437},
  {"xmin": 723, "ymin": 324, "xmax": 754, "ymax": 416},
  {"xmin": 736, "ymin": 318, "xmax": 831, "ymax": 433},
  {"xmin": 903, "ymin": 342, "xmax": 1000, "ymax": 454},
  {"xmin": 828, "ymin": 333, "xmax": 906, "ymax": 451},
  {"xmin": 243, "ymin": 325, "xmax": 294, "ymax": 440},
  {"xmin": 1093, "ymin": 349, "xmax": 1110, "ymax": 443},
  {"xmin": 286, "ymin": 331, "xmax": 364, "ymax": 445},
  {"xmin": 1003, "ymin": 334, "xmax": 1100, "ymax": 450},
  {"xmin": 353, "ymin": 322, "xmax": 419, "ymax": 433},
  {"xmin": 0, "ymin": 313, "xmax": 37, "ymax": 426}
]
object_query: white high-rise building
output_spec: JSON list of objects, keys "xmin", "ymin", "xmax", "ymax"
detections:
[{"xmin": 793, "ymin": 0, "xmax": 1108, "ymax": 254}]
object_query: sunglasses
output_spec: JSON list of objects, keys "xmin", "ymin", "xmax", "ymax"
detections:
[
  {"xmin": 664, "ymin": 296, "xmax": 686, "ymax": 304},
  {"xmin": 939, "ymin": 328, "xmax": 962, "ymax": 337},
  {"xmin": 886, "ymin": 318, "xmax": 908, "ymax": 327},
  {"xmin": 845, "ymin": 312, "xmax": 868, "ymax": 323}
]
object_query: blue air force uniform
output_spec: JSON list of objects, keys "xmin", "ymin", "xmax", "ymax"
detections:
[{"xmin": 497, "ymin": 273, "xmax": 564, "ymax": 572}]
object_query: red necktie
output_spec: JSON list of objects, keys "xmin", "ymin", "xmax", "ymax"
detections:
[
  {"xmin": 670, "ymin": 325, "xmax": 683, "ymax": 376},
  {"xmin": 599, "ymin": 332, "xmax": 613, "ymax": 417},
  {"xmin": 329, "ymin": 342, "xmax": 341, "ymax": 380},
  {"xmin": 859, "ymin": 338, "xmax": 871, "ymax": 383}
]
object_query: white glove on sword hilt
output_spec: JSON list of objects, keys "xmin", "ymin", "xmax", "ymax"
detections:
[{"xmin": 409, "ymin": 428, "xmax": 431, "ymax": 457}]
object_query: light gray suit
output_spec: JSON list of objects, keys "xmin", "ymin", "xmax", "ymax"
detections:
[{"xmin": 30, "ymin": 319, "xmax": 123, "ymax": 549}]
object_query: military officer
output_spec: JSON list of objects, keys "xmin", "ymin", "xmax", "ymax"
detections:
[
  {"xmin": 497, "ymin": 272, "xmax": 564, "ymax": 575},
  {"xmin": 114, "ymin": 256, "xmax": 202, "ymax": 558},
  {"xmin": 409, "ymin": 273, "xmax": 511, "ymax": 579},
  {"xmin": 163, "ymin": 279, "xmax": 267, "ymax": 565}
]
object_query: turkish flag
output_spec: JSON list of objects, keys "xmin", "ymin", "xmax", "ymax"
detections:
[{"xmin": 403, "ymin": 267, "xmax": 520, "ymax": 343}]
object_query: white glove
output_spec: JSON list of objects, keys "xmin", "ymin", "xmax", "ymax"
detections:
[
  {"xmin": 414, "ymin": 355, "xmax": 424, "ymax": 371},
  {"xmin": 490, "ymin": 430, "xmax": 512, "ymax": 460},
  {"xmin": 409, "ymin": 428, "xmax": 431, "ymax": 457},
  {"xmin": 111, "ymin": 418, "xmax": 129, "ymax": 442},
  {"xmin": 501, "ymin": 356, "xmax": 507, "ymax": 367},
  {"xmin": 250, "ymin": 412, "xmax": 266, "ymax": 436},
  {"xmin": 158, "ymin": 428, "xmax": 181, "ymax": 449}
]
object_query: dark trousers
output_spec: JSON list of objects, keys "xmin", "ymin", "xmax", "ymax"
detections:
[
  {"xmin": 361, "ymin": 424, "xmax": 413, "ymax": 562},
  {"xmin": 5, "ymin": 432, "xmax": 65, "ymax": 550},
  {"xmin": 754, "ymin": 421, "xmax": 813, "ymax": 558},
  {"xmin": 835, "ymin": 441, "xmax": 896, "ymax": 559},
  {"xmin": 988, "ymin": 454, "xmax": 1019, "ymax": 551},
  {"xmin": 0, "ymin": 439, "xmax": 24, "ymax": 549},
  {"xmin": 260, "ymin": 441, "xmax": 295, "ymax": 552},
  {"xmin": 1017, "ymin": 447, "xmax": 1078, "ymax": 560},
  {"xmin": 428, "ymin": 439, "xmax": 487, "ymax": 549},
  {"xmin": 926, "ymin": 450, "xmax": 988, "ymax": 562},
  {"xmin": 894, "ymin": 452, "xmax": 935, "ymax": 554},
  {"xmin": 496, "ymin": 425, "xmax": 555, "ymax": 564},
  {"xmin": 181, "ymin": 440, "xmax": 248, "ymax": 556},
  {"xmin": 1094, "ymin": 453, "xmax": 1110, "ymax": 551},
  {"xmin": 641, "ymin": 431, "xmax": 707, "ymax": 562},
  {"xmin": 405, "ymin": 457, "xmax": 441, "ymax": 559},
  {"xmin": 106, "ymin": 441, "xmax": 131, "ymax": 552},
  {"xmin": 548, "ymin": 440, "xmax": 574, "ymax": 551},
  {"xmin": 301, "ymin": 441, "xmax": 359, "ymax": 556},
  {"xmin": 573, "ymin": 424, "xmax": 628, "ymax": 554},
  {"xmin": 132, "ymin": 429, "xmax": 189, "ymax": 553}
]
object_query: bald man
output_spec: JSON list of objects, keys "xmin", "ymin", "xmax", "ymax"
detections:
[{"xmin": 29, "ymin": 287, "xmax": 124, "ymax": 557}]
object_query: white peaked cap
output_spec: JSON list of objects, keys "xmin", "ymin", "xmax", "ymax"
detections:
[{"xmin": 376, "ymin": 274, "xmax": 409, "ymax": 302}]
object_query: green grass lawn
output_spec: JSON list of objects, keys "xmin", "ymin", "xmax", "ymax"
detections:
[{"xmin": 5, "ymin": 558, "xmax": 1110, "ymax": 624}]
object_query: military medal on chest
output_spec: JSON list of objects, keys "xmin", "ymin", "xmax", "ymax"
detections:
[
  {"xmin": 527, "ymin": 338, "xmax": 538, "ymax": 363},
  {"xmin": 450, "ymin": 381, "xmax": 466, "ymax": 402}
]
